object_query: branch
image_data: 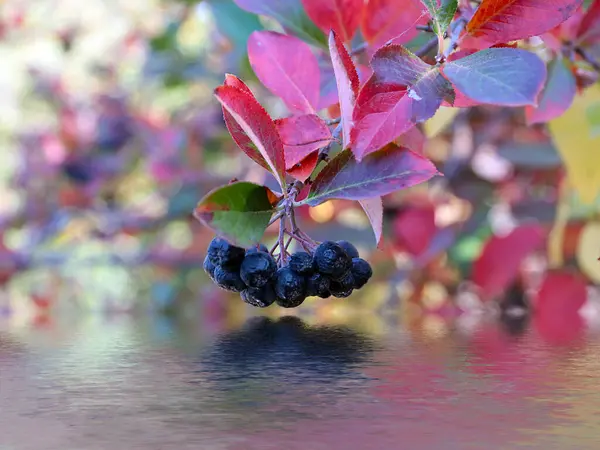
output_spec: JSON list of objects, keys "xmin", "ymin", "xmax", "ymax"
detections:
[
  {"xmin": 443, "ymin": 17, "xmax": 467, "ymax": 59},
  {"xmin": 415, "ymin": 36, "xmax": 439, "ymax": 57},
  {"xmin": 575, "ymin": 46, "xmax": 600, "ymax": 72}
]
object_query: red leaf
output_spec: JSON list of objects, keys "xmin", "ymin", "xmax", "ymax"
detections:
[
  {"xmin": 466, "ymin": 0, "xmax": 583, "ymax": 47},
  {"xmin": 301, "ymin": 0, "xmax": 363, "ymax": 42},
  {"xmin": 351, "ymin": 45, "xmax": 454, "ymax": 160},
  {"xmin": 248, "ymin": 31, "xmax": 320, "ymax": 114},
  {"xmin": 525, "ymin": 58, "xmax": 576, "ymax": 124},
  {"xmin": 215, "ymin": 84, "xmax": 287, "ymax": 186},
  {"xmin": 577, "ymin": 0, "xmax": 600, "ymax": 44},
  {"xmin": 328, "ymin": 30, "xmax": 359, "ymax": 149},
  {"xmin": 287, "ymin": 152, "xmax": 320, "ymax": 181},
  {"xmin": 274, "ymin": 114, "xmax": 332, "ymax": 168},
  {"xmin": 536, "ymin": 270, "xmax": 587, "ymax": 316},
  {"xmin": 221, "ymin": 75, "xmax": 270, "ymax": 173},
  {"xmin": 393, "ymin": 206, "xmax": 437, "ymax": 256},
  {"xmin": 359, "ymin": 197, "xmax": 384, "ymax": 247},
  {"xmin": 395, "ymin": 127, "xmax": 425, "ymax": 154},
  {"xmin": 361, "ymin": 0, "xmax": 427, "ymax": 51},
  {"xmin": 471, "ymin": 224, "xmax": 546, "ymax": 300}
]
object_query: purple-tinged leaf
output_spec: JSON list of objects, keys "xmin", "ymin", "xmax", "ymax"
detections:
[
  {"xmin": 274, "ymin": 114, "xmax": 332, "ymax": 168},
  {"xmin": 248, "ymin": 31, "xmax": 320, "ymax": 114},
  {"xmin": 301, "ymin": 0, "xmax": 363, "ymax": 43},
  {"xmin": 359, "ymin": 197, "xmax": 384, "ymax": 247},
  {"xmin": 221, "ymin": 75, "xmax": 270, "ymax": 172},
  {"xmin": 194, "ymin": 182, "xmax": 280, "ymax": 247},
  {"xmin": 329, "ymin": 30, "xmax": 359, "ymax": 149},
  {"xmin": 350, "ymin": 45, "xmax": 454, "ymax": 160},
  {"xmin": 395, "ymin": 127, "xmax": 425, "ymax": 154},
  {"xmin": 215, "ymin": 83, "xmax": 287, "ymax": 187},
  {"xmin": 233, "ymin": 0, "xmax": 327, "ymax": 47},
  {"xmin": 441, "ymin": 48, "xmax": 547, "ymax": 107},
  {"xmin": 526, "ymin": 58, "xmax": 576, "ymax": 125},
  {"xmin": 304, "ymin": 145, "xmax": 439, "ymax": 206}
]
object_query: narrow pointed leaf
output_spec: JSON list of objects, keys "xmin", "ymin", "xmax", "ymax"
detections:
[
  {"xmin": 421, "ymin": 0, "xmax": 458, "ymax": 38},
  {"xmin": 194, "ymin": 182, "xmax": 279, "ymax": 247},
  {"xmin": 361, "ymin": 0, "xmax": 426, "ymax": 50},
  {"xmin": 441, "ymin": 48, "xmax": 547, "ymax": 106},
  {"xmin": 248, "ymin": 31, "xmax": 320, "ymax": 114},
  {"xmin": 329, "ymin": 30, "xmax": 359, "ymax": 149},
  {"xmin": 215, "ymin": 84, "xmax": 287, "ymax": 186},
  {"xmin": 233, "ymin": 0, "xmax": 327, "ymax": 47},
  {"xmin": 275, "ymin": 114, "xmax": 332, "ymax": 168},
  {"xmin": 301, "ymin": 0, "xmax": 363, "ymax": 42},
  {"xmin": 221, "ymin": 76, "xmax": 269, "ymax": 173},
  {"xmin": 359, "ymin": 197, "xmax": 384, "ymax": 246},
  {"xmin": 526, "ymin": 58, "xmax": 576, "ymax": 124},
  {"xmin": 466, "ymin": 0, "xmax": 583, "ymax": 46},
  {"xmin": 304, "ymin": 145, "xmax": 439, "ymax": 206}
]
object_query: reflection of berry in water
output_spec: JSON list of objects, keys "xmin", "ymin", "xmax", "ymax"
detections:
[
  {"xmin": 314, "ymin": 241, "xmax": 351, "ymax": 280},
  {"xmin": 289, "ymin": 251, "xmax": 315, "ymax": 274},
  {"xmin": 207, "ymin": 237, "xmax": 245, "ymax": 268},
  {"xmin": 241, "ymin": 251, "xmax": 276, "ymax": 288},
  {"xmin": 241, "ymin": 284, "xmax": 277, "ymax": 308},
  {"xmin": 214, "ymin": 266, "xmax": 246, "ymax": 292},
  {"xmin": 203, "ymin": 256, "xmax": 217, "ymax": 282},
  {"xmin": 307, "ymin": 272, "xmax": 331, "ymax": 298},
  {"xmin": 351, "ymin": 258, "xmax": 373, "ymax": 289},
  {"xmin": 336, "ymin": 240, "xmax": 359, "ymax": 259},
  {"xmin": 274, "ymin": 267, "xmax": 306, "ymax": 308}
]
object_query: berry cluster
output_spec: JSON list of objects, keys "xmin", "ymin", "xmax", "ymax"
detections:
[{"xmin": 204, "ymin": 237, "xmax": 373, "ymax": 308}]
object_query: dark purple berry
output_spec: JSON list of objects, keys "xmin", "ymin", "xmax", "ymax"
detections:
[
  {"xmin": 329, "ymin": 281, "xmax": 353, "ymax": 298},
  {"xmin": 240, "ymin": 252, "xmax": 276, "ymax": 288},
  {"xmin": 246, "ymin": 244, "xmax": 269, "ymax": 255},
  {"xmin": 274, "ymin": 267, "xmax": 306, "ymax": 308},
  {"xmin": 336, "ymin": 240, "xmax": 359, "ymax": 259},
  {"xmin": 203, "ymin": 255, "xmax": 216, "ymax": 282},
  {"xmin": 289, "ymin": 252, "xmax": 315, "ymax": 274},
  {"xmin": 63, "ymin": 160, "xmax": 94, "ymax": 185},
  {"xmin": 241, "ymin": 284, "xmax": 277, "ymax": 308},
  {"xmin": 351, "ymin": 258, "xmax": 373, "ymax": 289},
  {"xmin": 314, "ymin": 241, "xmax": 351, "ymax": 280},
  {"xmin": 214, "ymin": 266, "xmax": 246, "ymax": 292},
  {"xmin": 207, "ymin": 237, "xmax": 245, "ymax": 268},
  {"xmin": 336, "ymin": 271, "xmax": 355, "ymax": 291},
  {"xmin": 306, "ymin": 272, "xmax": 331, "ymax": 298}
]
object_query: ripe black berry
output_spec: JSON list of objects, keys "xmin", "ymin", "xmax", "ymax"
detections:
[
  {"xmin": 246, "ymin": 244, "xmax": 269, "ymax": 255},
  {"xmin": 336, "ymin": 271, "xmax": 355, "ymax": 291},
  {"xmin": 274, "ymin": 267, "xmax": 306, "ymax": 308},
  {"xmin": 336, "ymin": 240, "xmax": 359, "ymax": 259},
  {"xmin": 314, "ymin": 241, "xmax": 351, "ymax": 280},
  {"xmin": 241, "ymin": 284, "xmax": 277, "ymax": 308},
  {"xmin": 207, "ymin": 237, "xmax": 245, "ymax": 268},
  {"xmin": 203, "ymin": 255, "xmax": 216, "ymax": 282},
  {"xmin": 214, "ymin": 266, "xmax": 246, "ymax": 292},
  {"xmin": 289, "ymin": 252, "xmax": 315, "ymax": 274},
  {"xmin": 351, "ymin": 258, "xmax": 373, "ymax": 289},
  {"xmin": 329, "ymin": 281, "xmax": 353, "ymax": 298},
  {"xmin": 306, "ymin": 272, "xmax": 331, "ymax": 298},
  {"xmin": 240, "ymin": 251, "xmax": 276, "ymax": 288}
]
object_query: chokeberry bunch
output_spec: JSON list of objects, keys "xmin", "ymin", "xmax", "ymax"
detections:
[{"xmin": 203, "ymin": 236, "xmax": 373, "ymax": 309}]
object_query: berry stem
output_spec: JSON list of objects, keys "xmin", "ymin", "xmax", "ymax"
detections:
[{"xmin": 278, "ymin": 215, "xmax": 287, "ymax": 267}]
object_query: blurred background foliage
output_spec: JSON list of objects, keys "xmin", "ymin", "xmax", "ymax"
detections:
[{"xmin": 0, "ymin": 0, "xmax": 599, "ymax": 340}]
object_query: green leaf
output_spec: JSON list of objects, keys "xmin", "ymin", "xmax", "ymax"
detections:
[
  {"xmin": 421, "ymin": 0, "xmax": 458, "ymax": 38},
  {"xmin": 193, "ymin": 182, "xmax": 279, "ymax": 246},
  {"xmin": 586, "ymin": 102, "xmax": 600, "ymax": 138}
]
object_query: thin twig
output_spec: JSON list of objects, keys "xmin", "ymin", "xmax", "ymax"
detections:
[
  {"xmin": 326, "ymin": 117, "xmax": 341, "ymax": 126},
  {"xmin": 267, "ymin": 211, "xmax": 284, "ymax": 227},
  {"xmin": 415, "ymin": 36, "xmax": 438, "ymax": 57},
  {"xmin": 443, "ymin": 17, "xmax": 467, "ymax": 59},
  {"xmin": 317, "ymin": 123, "xmax": 343, "ymax": 165},
  {"xmin": 278, "ymin": 215, "xmax": 287, "ymax": 266},
  {"xmin": 575, "ymin": 46, "xmax": 600, "ymax": 72},
  {"xmin": 350, "ymin": 41, "xmax": 369, "ymax": 56}
]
